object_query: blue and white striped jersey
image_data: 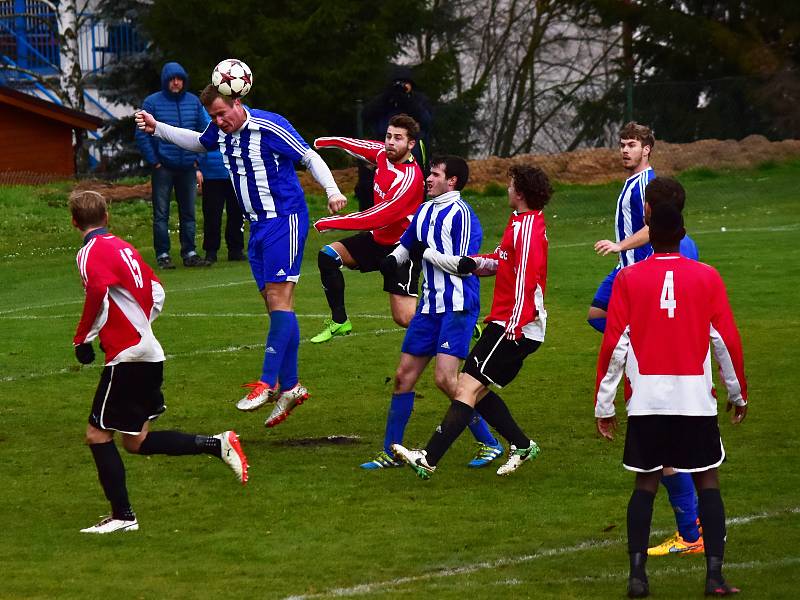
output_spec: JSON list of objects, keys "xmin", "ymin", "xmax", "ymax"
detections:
[
  {"xmin": 400, "ymin": 191, "xmax": 482, "ymax": 314},
  {"xmin": 615, "ymin": 167, "xmax": 655, "ymax": 267},
  {"xmin": 199, "ymin": 107, "xmax": 310, "ymax": 221}
]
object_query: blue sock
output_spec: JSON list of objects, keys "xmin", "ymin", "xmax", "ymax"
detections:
[
  {"xmin": 261, "ymin": 310, "xmax": 294, "ymax": 387},
  {"xmin": 277, "ymin": 312, "xmax": 300, "ymax": 390},
  {"xmin": 384, "ymin": 392, "xmax": 415, "ymax": 454},
  {"xmin": 588, "ymin": 317, "xmax": 606, "ymax": 333},
  {"xmin": 662, "ymin": 472, "xmax": 700, "ymax": 542},
  {"xmin": 468, "ymin": 412, "xmax": 499, "ymax": 446}
]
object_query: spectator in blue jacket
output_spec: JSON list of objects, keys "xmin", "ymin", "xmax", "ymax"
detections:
[
  {"xmin": 198, "ymin": 141, "xmax": 245, "ymax": 263},
  {"xmin": 135, "ymin": 61, "xmax": 210, "ymax": 269}
]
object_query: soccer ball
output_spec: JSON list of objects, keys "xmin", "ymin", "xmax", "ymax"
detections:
[{"xmin": 211, "ymin": 59, "xmax": 253, "ymax": 98}]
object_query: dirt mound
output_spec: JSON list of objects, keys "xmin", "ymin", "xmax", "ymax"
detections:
[
  {"xmin": 72, "ymin": 180, "xmax": 151, "ymax": 202},
  {"xmin": 68, "ymin": 137, "xmax": 800, "ymax": 201},
  {"xmin": 299, "ymin": 136, "xmax": 800, "ymax": 192}
]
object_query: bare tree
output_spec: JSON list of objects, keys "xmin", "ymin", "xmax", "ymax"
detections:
[{"xmin": 406, "ymin": 0, "xmax": 622, "ymax": 156}]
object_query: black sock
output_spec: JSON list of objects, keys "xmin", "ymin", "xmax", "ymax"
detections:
[
  {"xmin": 475, "ymin": 391, "xmax": 529, "ymax": 448},
  {"xmin": 138, "ymin": 431, "xmax": 218, "ymax": 456},
  {"xmin": 698, "ymin": 488, "xmax": 726, "ymax": 579},
  {"xmin": 424, "ymin": 400, "xmax": 473, "ymax": 466},
  {"xmin": 89, "ymin": 441, "xmax": 134, "ymax": 521},
  {"xmin": 627, "ymin": 488, "xmax": 656, "ymax": 555},
  {"xmin": 318, "ymin": 251, "xmax": 347, "ymax": 323},
  {"xmin": 629, "ymin": 552, "xmax": 648, "ymax": 582}
]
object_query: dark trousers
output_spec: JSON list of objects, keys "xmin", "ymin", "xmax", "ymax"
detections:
[
  {"xmin": 152, "ymin": 166, "xmax": 196, "ymax": 258},
  {"xmin": 202, "ymin": 178, "xmax": 244, "ymax": 256}
]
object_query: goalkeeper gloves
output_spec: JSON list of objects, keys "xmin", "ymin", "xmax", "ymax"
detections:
[{"xmin": 74, "ymin": 343, "xmax": 95, "ymax": 365}]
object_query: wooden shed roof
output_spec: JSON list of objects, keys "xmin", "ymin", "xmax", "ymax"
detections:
[{"xmin": 0, "ymin": 85, "xmax": 104, "ymax": 130}]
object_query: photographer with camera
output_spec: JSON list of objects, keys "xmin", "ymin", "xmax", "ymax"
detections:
[{"xmin": 356, "ymin": 67, "xmax": 432, "ymax": 210}]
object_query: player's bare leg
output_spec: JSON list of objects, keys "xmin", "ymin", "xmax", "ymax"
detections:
[{"xmin": 389, "ymin": 293, "xmax": 416, "ymax": 328}]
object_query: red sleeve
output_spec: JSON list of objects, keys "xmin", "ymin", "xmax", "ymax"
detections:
[
  {"xmin": 504, "ymin": 213, "xmax": 546, "ymax": 339},
  {"xmin": 709, "ymin": 271, "xmax": 748, "ymax": 404},
  {"xmin": 314, "ymin": 137, "xmax": 383, "ymax": 165},
  {"xmin": 73, "ymin": 246, "xmax": 111, "ymax": 345},
  {"xmin": 594, "ymin": 271, "xmax": 631, "ymax": 416},
  {"xmin": 314, "ymin": 164, "xmax": 423, "ymax": 233}
]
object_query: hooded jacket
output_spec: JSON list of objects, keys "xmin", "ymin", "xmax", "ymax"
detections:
[{"xmin": 135, "ymin": 62, "xmax": 206, "ymax": 170}]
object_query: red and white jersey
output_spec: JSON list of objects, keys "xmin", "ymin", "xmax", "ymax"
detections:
[
  {"xmin": 595, "ymin": 253, "xmax": 747, "ymax": 418},
  {"xmin": 474, "ymin": 210, "xmax": 548, "ymax": 341},
  {"xmin": 312, "ymin": 137, "xmax": 424, "ymax": 245},
  {"xmin": 73, "ymin": 230, "xmax": 165, "ymax": 365}
]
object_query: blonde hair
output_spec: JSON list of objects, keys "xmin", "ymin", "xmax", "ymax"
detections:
[{"xmin": 69, "ymin": 190, "xmax": 108, "ymax": 230}]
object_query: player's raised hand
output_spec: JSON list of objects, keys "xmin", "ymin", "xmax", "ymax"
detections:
[
  {"xmin": 726, "ymin": 401, "xmax": 748, "ymax": 424},
  {"xmin": 596, "ymin": 415, "xmax": 617, "ymax": 440},
  {"xmin": 135, "ymin": 110, "xmax": 156, "ymax": 134},
  {"xmin": 594, "ymin": 239, "xmax": 622, "ymax": 256},
  {"xmin": 327, "ymin": 193, "xmax": 347, "ymax": 215}
]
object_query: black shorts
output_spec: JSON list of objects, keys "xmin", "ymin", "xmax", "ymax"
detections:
[
  {"xmin": 88, "ymin": 362, "xmax": 167, "ymax": 434},
  {"xmin": 462, "ymin": 322, "xmax": 541, "ymax": 388},
  {"xmin": 623, "ymin": 415, "xmax": 725, "ymax": 473},
  {"xmin": 339, "ymin": 231, "xmax": 420, "ymax": 297}
]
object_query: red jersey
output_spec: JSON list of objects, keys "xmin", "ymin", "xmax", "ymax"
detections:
[
  {"xmin": 474, "ymin": 210, "xmax": 548, "ymax": 341},
  {"xmin": 73, "ymin": 230, "xmax": 165, "ymax": 365},
  {"xmin": 595, "ymin": 254, "xmax": 747, "ymax": 418},
  {"xmin": 312, "ymin": 137, "xmax": 424, "ymax": 245}
]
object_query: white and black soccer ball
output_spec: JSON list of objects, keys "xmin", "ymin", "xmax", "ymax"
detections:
[{"xmin": 211, "ymin": 59, "xmax": 253, "ymax": 98}]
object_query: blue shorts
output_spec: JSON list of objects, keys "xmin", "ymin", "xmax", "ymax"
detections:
[
  {"xmin": 591, "ymin": 265, "xmax": 621, "ymax": 311},
  {"xmin": 401, "ymin": 309, "xmax": 479, "ymax": 358},
  {"xmin": 248, "ymin": 213, "xmax": 309, "ymax": 290}
]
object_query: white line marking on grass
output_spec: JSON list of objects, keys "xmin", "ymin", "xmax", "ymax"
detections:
[
  {"xmin": 0, "ymin": 280, "xmax": 253, "ymax": 315},
  {"xmin": 550, "ymin": 223, "xmax": 799, "ymax": 250},
  {"xmin": 282, "ymin": 507, "xmax": 799, "ymax": 599},
  {"xmin": 561, "ymin": 556, "xmax": 800, "ymax": 584},
  {"xmin": 0, "ymin": 327, "xmax": 405, "ymax": 383},
  {"xmin": 0, "ymin": 312, "xmax": 396, "ymax": 321}
]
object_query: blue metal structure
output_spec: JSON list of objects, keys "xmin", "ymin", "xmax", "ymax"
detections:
[{"xmin": 0, "ymin": 0, "xmax": 145, "ymax": 81}]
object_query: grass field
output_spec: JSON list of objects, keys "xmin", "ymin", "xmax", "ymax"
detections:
[{"xmin": 1, "ymin": 161, "xmax": 799, "ymax": 599}]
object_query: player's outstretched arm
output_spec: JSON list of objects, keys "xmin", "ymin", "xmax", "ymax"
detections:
[
  {"xmin": 135, "ymin": 110, "xmax": 156, "ymax": 135},
  {"xmin": 299, "ymin": 149, "xmax": 346, "ymax": 214}
]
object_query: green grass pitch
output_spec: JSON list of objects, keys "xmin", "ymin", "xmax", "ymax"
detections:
[{"xmin": 0, "ymin": 161, "xmax": 798, "ymax": 598}]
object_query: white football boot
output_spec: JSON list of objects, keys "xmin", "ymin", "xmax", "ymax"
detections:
[
  {"xmin": 390, "ymin": 443, "xmax": 436, "ymax": 480},
  {"xmin": 215, "ymin": 430, "xmax": 249, "ymax": 485},
  {"xmin": 80, "ymin": 516, "xmax": 139, "ymax": 534},
  {"xmin": 264, "ymin": 383, "xmax": 309, "ymax": 428},
  {"xmin": 496, "ymin": 440, "xmax": 540, "ymax": 476},
  {"xmin": 236, "ymin": 381, "xmax": 279, "ymax": 412}
]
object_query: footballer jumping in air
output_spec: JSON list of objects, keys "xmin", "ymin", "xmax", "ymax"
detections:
[
  {"xmin": 310, "ymin": 114, "xmax": 425, "ymax": 342},
  {"xmin": 135, "ymin": 60, "xmax": 347, "ymax": 428}
]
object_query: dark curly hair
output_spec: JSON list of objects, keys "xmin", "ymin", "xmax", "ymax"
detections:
[
  {"xmin": 508, "ymin": 165, "xmax": 552, "ymax": 210},
  {"xmin": 388, "ymin": 113, "xmax": 420, "ymax": 141}
]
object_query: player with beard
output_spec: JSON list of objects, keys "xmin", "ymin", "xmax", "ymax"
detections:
[{"xmin": 310, "ymin": 114, "xmax": 425, "ymax": 342}]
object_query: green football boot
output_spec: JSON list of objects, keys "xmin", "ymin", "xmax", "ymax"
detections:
[{"xmin": 310, "ymin": 318, "xmax": 352, "ymax": 343}]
